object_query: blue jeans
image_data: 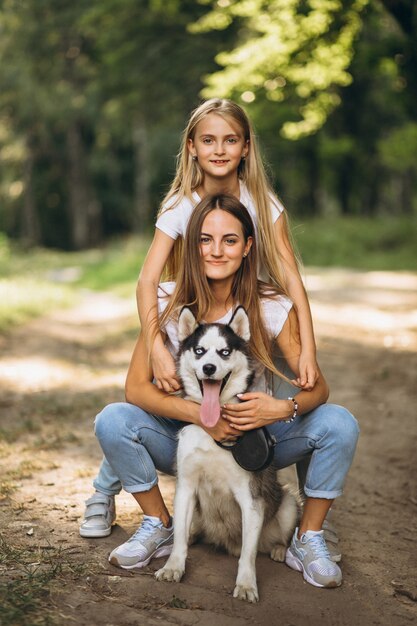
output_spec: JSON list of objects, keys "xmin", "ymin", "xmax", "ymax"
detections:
[{"xmin": 93, "ymin": 402, "xmax": 359, "ymax": 500}]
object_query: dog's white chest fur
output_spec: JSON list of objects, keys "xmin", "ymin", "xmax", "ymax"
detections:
[{"xmin": 178, "ymin": 426, "xmax": 245, "ymax": 496}]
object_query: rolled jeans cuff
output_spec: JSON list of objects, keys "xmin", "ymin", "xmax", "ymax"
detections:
[
  {"xmin": 92, "ymin": 480, "xmax": 121, "ymax": 497},
  {"xmin": 304, "ymin": 487, "xmax": 342, "ymax": 499},
  {"xmin": 122, "ymin": 476, "xmax": 159, "ymax": 494}
]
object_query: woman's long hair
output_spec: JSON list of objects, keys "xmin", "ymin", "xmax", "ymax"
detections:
[
  {"xmin": 158, "ymin": 98, "xmax": 299, "ymax": 294},
  {"xmin": 159, "ymin": 194, "xmax": 295, "ymax": 379}
]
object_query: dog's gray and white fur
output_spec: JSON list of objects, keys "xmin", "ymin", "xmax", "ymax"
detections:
[{"xmin": 155, "ymin": 306, "xmax": 300, "ymax": 602}]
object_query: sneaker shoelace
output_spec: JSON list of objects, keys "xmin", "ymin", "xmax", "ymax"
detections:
[
  {"xmin": 128, "ymin": 517, "xmax": 161, "ymax": 544},
  {"xmin": 304, "ymin": 533, "xmax": 331, "ymax": 560}
]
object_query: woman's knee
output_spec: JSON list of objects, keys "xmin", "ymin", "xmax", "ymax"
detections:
[
  {"xmin": 94, "ymin": 402, "xmax": 129, "ymax": 444},
  {"xmin": 325, "ymin": 404, "xmax": 360, "ymax": 450},
  {"xmin": 311, "ymin": 404, "xmax": 359, "ymax": 450}
]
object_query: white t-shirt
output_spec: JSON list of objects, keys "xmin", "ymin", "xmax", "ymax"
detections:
[
  {"xmin": 155, "ymin": 182, "xmax": 284, "ymax": 243},
  {"xmin": 157, "ymin": 281, "xmax": 292, "ymax": 392}
]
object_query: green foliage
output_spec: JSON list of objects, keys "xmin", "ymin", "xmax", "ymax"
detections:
[
  {"xmin": 193, "ymin": 0, "xmax": 369, "ymax": 138},
  {"xmin": 0, "ymin": 0, "xmax": 416, "ymax": 249},
  {"xmin": 0, "ymin": 0, "xmax": 229, "ymax": 247},
  {"xmin": 378, "ymin": 123, "xmax": 417, "ymax": 171}
]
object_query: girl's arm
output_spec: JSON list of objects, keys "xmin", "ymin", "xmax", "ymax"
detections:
[
  {"xmin": 274, "ymin": 216, "xmax": 318, "ymax": 389},
  {"xmin": 125, "ymin": 332, "xmax": 240, "ymax": 442},
  {"xmin": 222, "ymin": 308, "xmax": 329, "ymax": 430},
  {"xmin": 137, "ymin": 228, "xmax": 180, "ymax": 392}
]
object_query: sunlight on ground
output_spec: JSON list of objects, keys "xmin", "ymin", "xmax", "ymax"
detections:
[
  {"xmin": 305, "ymin": 269, "xmax": 417, "ymax": 351},
  {"xmin": 0, "ymin": 357, "xmax": 125, "ymax": 392},
  {"xmin": 311, "ymin": 302, "xmax": 417, "ymax": 349},
  {"xmin": 305, "ymin": 269, "xmax": 417, "ymax": 292},
  {"xmin": 1, "ymin": 269, "xmax": 416, "ymax": 394},
  {"xmin": 53, "ymin": 292, "xmax": 136, "ymax": 324}
]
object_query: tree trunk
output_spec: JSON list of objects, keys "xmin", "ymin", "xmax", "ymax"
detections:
[
  {"xmin": 132, "ymin": 113, "xmax": 151, "ymax": 232},
  {"xmin": 400, "ymin": 169, "xmax": 414, "ymax": 214},
  {"xmin": 66, "ymin": 122, "xmax": 102, "ymax": 249},
  {"xmin": 338, "ymin": 157, "xmax": 355, "ymax": 215},
  {"xmin": 20, "ymin": 142, "xmax": 41, "ymax": 247},
  {"xmin": 305, "ymin": 139, "xmax": 320, "ymax": 216},
  {"xmin": 380, "ymin": 1, "xmax": 417, "ymax": 121}
]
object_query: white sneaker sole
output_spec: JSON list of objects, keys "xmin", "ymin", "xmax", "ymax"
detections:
[
  {"xmin": 80, "ymin": 524, "xmax": 113, "ymax": 538},
  {"xmin": 109, "ymin": 545, "xmax": 173, "ymax": 570},
  {"xmin": 285, "ymin": 549, "xmax": 341, "ymax": 588}
]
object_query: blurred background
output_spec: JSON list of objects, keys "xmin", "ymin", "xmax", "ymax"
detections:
[{"xmin": 0, "ymin": 0, "xmax": 416, "ymax": 330}]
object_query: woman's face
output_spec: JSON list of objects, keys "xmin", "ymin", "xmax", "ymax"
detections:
[{"xmin": 200, "ymin": 209, "xmax": 252, "ymax": 284}]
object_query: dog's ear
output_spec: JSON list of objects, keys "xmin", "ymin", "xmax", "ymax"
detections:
[
  {"xmin": 228, "ymin": 306, "xmax": 250, "ymax": 341},
  {"xmin": 178, "ymin": 306, "xmax": 198, "ymax": 341}
]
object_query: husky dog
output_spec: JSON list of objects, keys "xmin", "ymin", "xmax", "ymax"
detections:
[{"xmin": 155, "ymin": 306, "xmax": 300, "ymax": 603}]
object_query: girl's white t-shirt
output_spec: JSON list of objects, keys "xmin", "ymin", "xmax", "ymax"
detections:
[
  {"xmin": 155, "ymin": 182, "xmax": 284, "ymax": 242},
  {"xmin": 157, "ymin": 282, "xmax": 292, "ymax": 392}
]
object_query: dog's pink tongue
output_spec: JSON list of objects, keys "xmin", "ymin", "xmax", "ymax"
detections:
[{"xmin": 200, "ymin": 380, "xmax": 222, "ymax": 427}]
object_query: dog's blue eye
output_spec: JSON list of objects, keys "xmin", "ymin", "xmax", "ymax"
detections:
[
  {"xmin": 219, "ymin": 349, "xmax": 230, "ymax": 357},
  {"xmin": 194, "ymin": 347, "xmax": 205, "ymax": 355}
]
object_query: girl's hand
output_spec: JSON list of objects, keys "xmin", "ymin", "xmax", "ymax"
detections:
[
  {"xmin": 151, "ymin": 344, "xmax": 182, "ymax": 393},
  {"xmin": 200, "ymin": 416, "xmax": 243, "ymax": 443},
  {"xmin": 292, "ymin": 353, "xmax": 319, "ymax": 390},
  {"xmin": 222, "ymin": 392, "xmax": 291, "ymax": 431}
]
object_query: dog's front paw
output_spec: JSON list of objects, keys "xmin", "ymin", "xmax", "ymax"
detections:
[
  {"xmin": 233, "ymin": 584, "xmax": 259, "ymax": 603},
  {"xmin": 155, "ymin": 565, "xmax": 184, "ymax": 583},
  {"xmin": 270, "ymin": 544, "xmax": 286, "ymax": 562}
]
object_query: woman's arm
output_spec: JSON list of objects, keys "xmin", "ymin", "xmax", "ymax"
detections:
[
  {"xmin": 274, "ymin": 216, "xmax": 318, "ymax": 389},
  {"xmin": 136, "ymin": 228, "xmax": 180, "ymax": 392},
  {"xmin": 125, "ymin": 332, "xmax": 241, "ymax": 441},
  {"xmin": 126, "ymin": 331, "xmax": 197, "ymax": 422},
  {"xmin": 222, "ymin": 308, "xmax": 329, "ymax": 430}
]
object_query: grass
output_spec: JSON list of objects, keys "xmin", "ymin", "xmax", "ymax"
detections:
[
  {"xmin": 0, "ymin": 535, "xmax": 87, "ymax": 626},
  {"xmin": 0, "ymin": 235, "xmax": 149, "ymax": 333},
  {"xmin": 0, "ymin": 215, "xmax": 415, "ymax": 333},
  {"xmin": 0, "ymin": 278, "xmax": 74, "ymax": 332},
  {"xmin": 292, "ymin": 215, "xmax": 417, "ymax": 271}
]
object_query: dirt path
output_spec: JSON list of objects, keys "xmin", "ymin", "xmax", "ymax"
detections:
[{"xmin": 1, "ymin": 269, "xmax": 416, "ymax": 625}]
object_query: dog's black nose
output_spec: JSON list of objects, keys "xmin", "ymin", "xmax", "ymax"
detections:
[{"xmin": 202, "ymin": 363, "xmax": 216, "ymax": 376}]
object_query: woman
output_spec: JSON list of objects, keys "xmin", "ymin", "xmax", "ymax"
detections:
[{"xmin": 93, "ymin": 194, "xmax": 359, "ymax": 588}]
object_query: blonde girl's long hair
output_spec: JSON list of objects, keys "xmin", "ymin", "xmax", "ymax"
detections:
[
  {"xmin": 158, "ymin": 98, "xmax": 298, "ymax": 293},
  {"xmin": 159, "ymin": 194, "xmax": 295, "ymax": 380}
]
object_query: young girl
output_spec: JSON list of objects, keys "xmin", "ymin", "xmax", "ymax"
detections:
[
  {"xmin": 79, "ymin": 99, "xmax": 319, "ymax": 540},
  {"xmin": 88, "ymin": 194, "xmax": 359, "ymax": 588},
  {"xmin": 137, "ymin": 98, "xmax": 318, "ymax": 394}
]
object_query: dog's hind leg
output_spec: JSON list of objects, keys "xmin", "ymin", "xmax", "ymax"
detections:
[
  {"xmin": 155, "ymin": 476, "xmax": 196, "ymax": 583},
  {"xmin": 232, "ymin": 487, "xmax": 265, "ymax": 603},
  {"xmin": 270, "ymin": 489, "xmax": 300, "ymax": 562}
]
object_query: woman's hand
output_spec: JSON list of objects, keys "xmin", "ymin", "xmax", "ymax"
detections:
[
  {"xmin": 199, "ymin": 416, "xmax": 243, "ymax": 443},
  {"xmin": 222, "ymin": 392, "xmax": 292, "ymax": 431},
  {"xmin": 292, "ymin": 351, "xmax": 319, "ymax": 390},
  {"xmin": 151, "ymin": 343, "xmax": 182, "ymax": 393}
]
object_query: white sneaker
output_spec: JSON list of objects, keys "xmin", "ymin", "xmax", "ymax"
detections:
[
  {"xmin": 285, "ymin": 528, "xmax": 342, "ymax": 588},
  {"xmin": 109, "ymin": 515, "xmax": 174, "ymax": 569},
  {"xmin": 79, "ymin": 492, "xmax": 116, "ymax": 538}
]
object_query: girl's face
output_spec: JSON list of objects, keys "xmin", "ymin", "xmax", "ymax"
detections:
[
  {"xmin": 200, "ymin": 209, "xmax": 252, "ymax": 284},
  {"xmin": 188, "ymin": 113, "xmax": 248, "ymax": 181}
]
